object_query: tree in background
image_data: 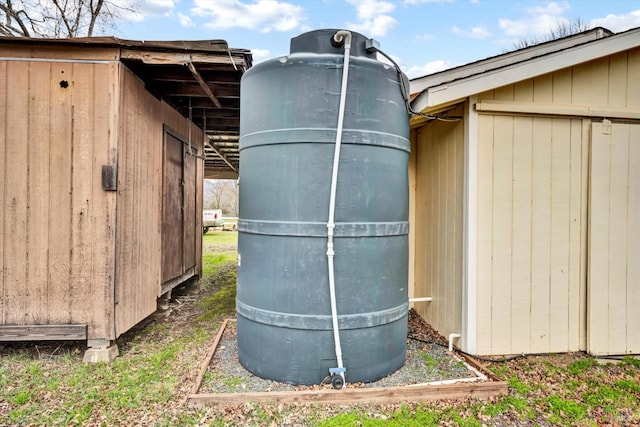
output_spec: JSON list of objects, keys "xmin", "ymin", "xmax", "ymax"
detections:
[
  {"xmin": 205, "ymin": 179, "xmax": 238, "ymax": 216},
  {"xmin": 513, "ymin": 17, "xmax": 590, "ymax": 50},
  {"xmin": 0, "ymin": 0, "xmax": 134, "ymax": 37}
]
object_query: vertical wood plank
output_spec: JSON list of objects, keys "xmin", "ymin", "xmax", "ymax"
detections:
[
  {"xmin": 550, "ymin": 69, "xmax": 571, "ymax": 103},
  {"xmin": 26, "ymin": 62, "xmax": 51, "ymax": 324},
  {"xmin": 607, "ymin": 124, "xmax": 629, "ymax": 352},
  {"xmin": 608, "ymin": 52, "xmax": 628, "ymax": 108},
  {"xmin": 572, "ymin": 57, "xmax": 609, "ymax": 105},
  {"xmin": 588, "ymin": 122, "xmax": 611, "ymax": 354},
  {"xmin": 626, "ymin": 48, "xmax": 640, "ymax": 110},
  {"xmin": 476, "ymin": 115, "xmax": 493, "ymax": 354},
  {"xmin": 626, "ymin": 124, "xmax": 640, "ymax": 353},
  {"xmin": 530, "ymin": 118, "xmax": 552, "ymax": 353},
  {"xmin": 4, "ymin": 61, "xmax": 29, "ymax": 324},
  {"xmin": 69, "ymin": 63, "xmax": 94, "ymax": 331},
  {"xmin": 549, "ymin": 119, "xmax": 571, "ymax": 351},
  {"xmin": 453, "ymin": 116, "xmax": 464, "ymax": 335},
  {"xmin": 510, "ymin": 116, "xmax": 533, "ymax": 351},
  {"xmin": 533, "ymin": 73, "xmax": 553, "ymax": 103},
  {"xmin": 0, "ymin": 61, "xmax": 6, "ymax": 324},
  {"xmin": 90, "ymin": 63, "xmax": 117, "ymax": 339},
  {"xmin": 578, "ymin": 119, "xmax": 590, "ymax": 351},
  {"xmin": 48, "ymin": 62, "xmax": 73, "ymax": 324},
  {"xmin": 567, "ymin": 119, "xmax": 586, "ymax": 351},
  {"xmin": 490, "ymin": 115, "xmax": 513, "ymax": 354},
  {"xmin": 408, "ymin": 132, "xmax": 416, "ymax": 302}
]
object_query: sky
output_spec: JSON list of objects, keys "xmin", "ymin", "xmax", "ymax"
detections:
[{"xmin": 112, "ymin": 0, "xmax": 640, "ymax": 78}]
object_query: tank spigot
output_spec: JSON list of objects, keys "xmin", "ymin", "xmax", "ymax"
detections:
[{"xmin": 328, "ymin": 367, "xmax": 346, "ymax": 389}]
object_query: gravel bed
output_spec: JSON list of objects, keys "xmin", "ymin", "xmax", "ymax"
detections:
[{"xmin": 199, "ymin": 312, "xmax": 481, "ymax": 394}]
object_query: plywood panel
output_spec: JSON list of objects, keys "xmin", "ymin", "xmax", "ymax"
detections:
[
  {"xmin": 47, "ymin": 61, "xmax": 73, "ymax": 324},
  {"xmin": 510, "ymin": 116, "xmax": 533, "ymax": 352},
  {"xmin": 587, "ymin": 122, "xmax": 611, "ymax": 355},
  {"xmin": 69, "ymin": 62, "xmax": 95, "ymax": 331},
  {"xmin": 25, "ymin": 61, "xmax": 51, "ymax": 324},
  {"xmin": 608, "ymin": 52, "xmax": 628, "ymax": 108},
  {"xmin": 572, "ymin": 57, "xmax": 609, "ymax": 105},
  {"xmin": 588, "ymin": 122, "xmax": 640, "ymax": 355},
  {"xmin": 412, "ymin": 116, "xmax": 464, "ymax": 340},
  {"xmin": 114, "ymin": 67, "xmax": 165, "ymax": 336},
  {"xmin": 627, "ymin": 48, "xmax": 640, "ymax": 109},
  {"xmin": 529, "ymin": 118, "xmax": 552, "ymax": 353},
  {"xmin": 0, "ymin": 61, "xmax": 6, "ymax": 324},
  {"xmin": 476, "ymin": 115, "xmax": 494, "ymax": 354},
  {"xmin": 490, "ymin": 115, "xmax": 513, "ymax": 355},
  {"xmin": 626, "ymin": 124, "xmax": 640, "ymax": 352},
  {"xmin": 89, "ymin": 63, "xmax": 117, "ymax": 339},
  {"xmin": 549, "ymin": 119, "xmax": 571, "ymax": 351},
  {"xmin": 4, "ymin": 61, "xmax": 29, "ymax": 325}
]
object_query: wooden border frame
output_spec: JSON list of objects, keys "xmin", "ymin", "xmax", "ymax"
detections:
[{"xmin": 188, "ymin": 319, "xmax": 507, "ymax": 406}]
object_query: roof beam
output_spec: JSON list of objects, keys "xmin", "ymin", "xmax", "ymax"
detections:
[
  {"xmin": 187, "ymin": 62, "xmax": 222, "ymax": 108},
  {"xmin": 205, "ymin": 138, "xmax": 237, "ymax": 172}
]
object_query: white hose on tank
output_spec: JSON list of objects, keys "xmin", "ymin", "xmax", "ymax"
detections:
[{"xmin": 326, "ymin": 29, "xmax": 352, "ymax": 386}]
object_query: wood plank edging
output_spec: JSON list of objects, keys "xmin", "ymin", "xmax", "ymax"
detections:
[
  {"xmin": 191, "ymin": 318, "xmax": 229, "ymax": 395},
  {"xmin": 187, "ymin": 319, "xmax": 507, "ymax": 407}
]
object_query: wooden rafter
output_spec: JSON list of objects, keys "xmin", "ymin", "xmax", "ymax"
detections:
[{"xmin": 187, "ymin": 62, "xmax": 222, "ymax": 108}]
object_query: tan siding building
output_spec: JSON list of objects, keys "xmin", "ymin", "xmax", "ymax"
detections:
[
  {"xmin": 410, "ymin": 27, "xmax": 640, "ymax": 356},
  {"xmin": 0, "ymin": 37, "xmax": 249, "ymax": 358}
]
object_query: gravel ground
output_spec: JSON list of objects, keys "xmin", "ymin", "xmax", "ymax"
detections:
[{"xmin": 199, "ymin": 309, "xmax": 482, "ymax": 395}]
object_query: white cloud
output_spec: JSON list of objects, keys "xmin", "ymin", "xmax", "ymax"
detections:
[
  {"xmin": 452, "ymin": 25, "xmax": 492, "ymax": 39},
  {"xmin": 178, "ymin": 12, "xmax": 193, "ymax": 27},
  {"xmin": 345, "ymin": 0, "xmax": 397, "ymax": 37},
  {"xmin": 405, "ymin": 60, "xmax": 455, "ymax": 79},
  {"xmin": 346, "ymin": 0, "xmax": 395, "ymax": 20},
  {"xmin": 525, "ymin": 1, "xmax": 569, "ymax": 17},
  {"xmin": 591, "ymin": 10, "xmax": 640, "ymax": 33},
  {"xmin": 347, "ymin": 14, "xmax": 398, "ymax": 37},
  {"xmin": 191, "ymin": 0, "xmax": 306, "ymax": 33},
  {"xmin": 250, "ymin": 48, "xmax": 271, "ymax": 62},
  {"xmin": 498, "ymin": 1, "xmax": 569, "ymax": 39},
  {"xmin": 401, "ymin": 0, "xmax": 453, "ymax": 4}
]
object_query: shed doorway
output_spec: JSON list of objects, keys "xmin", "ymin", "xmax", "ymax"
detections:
[
  {"xmin": 588, "ymin": 121, "xmax": 640, "ymax": 355},
  {"xmin": 162, "ymin": 131, "xmax": 198, "ymax": 284}
]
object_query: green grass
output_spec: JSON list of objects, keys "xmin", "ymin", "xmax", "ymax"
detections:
[{"xmin": 3, "ymin": 231, "xmax": 640, "ymax": 426}]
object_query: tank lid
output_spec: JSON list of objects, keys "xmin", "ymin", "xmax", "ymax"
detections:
[{"xmin": 290, "ymin": 29, "xmax": 377, "ymax": 58}]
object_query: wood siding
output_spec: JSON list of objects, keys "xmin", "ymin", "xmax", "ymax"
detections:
[
  {"xmin": 114, "ymin": 66, "xmax": 203, "ymax": 337},
  {"xmin": 475, "ymin": 115, "xmax": 588, "ymax": 355},
  {"xmin": 412, "ymin": 110, "xmax": 464, "ymax": 339},
  {"xmin": 588, "ymin": 122, "xmax": 640, "ymax": 355},
  {"xmin": 0, "ymin": 59, "xmax": 119, "ymax": 339},
  {"xmin": 0, "ymin": 58, "xmax": 203, "ymax": 342}
]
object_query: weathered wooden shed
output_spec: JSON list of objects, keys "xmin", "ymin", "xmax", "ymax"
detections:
[
  {"xmin": 0, "ymin": 37, "xmax": 250, "ymax": 359},
  {"xmin": 409, "ymin": 26, "xmax": 640, "ymax": 357}
]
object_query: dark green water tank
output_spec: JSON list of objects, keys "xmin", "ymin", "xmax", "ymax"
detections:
[{"xmin": 236, "ymin": 29, "xmax": 410, "ymax": 385}]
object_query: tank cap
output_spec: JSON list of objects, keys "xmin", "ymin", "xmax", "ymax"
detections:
[{"xmin": 290, "ymin": 29, "xmax": 378, "ymax": 58}]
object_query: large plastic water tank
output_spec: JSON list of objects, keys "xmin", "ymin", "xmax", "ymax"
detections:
[{"xmin": 236, "ymin": 29, "xmax": 410, "ymax": 385}]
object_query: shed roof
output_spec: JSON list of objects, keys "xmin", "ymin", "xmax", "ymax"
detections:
[
  {"xmin": 0, "ymin": 36, "xmax": 252, "ymax": 177},
  {"xmin": 410, "ymin": 26, "xmax": 640, "ymax": 114}
]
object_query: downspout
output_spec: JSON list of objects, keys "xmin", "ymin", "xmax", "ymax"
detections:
[{"xmin": 325, "ymin": 29, "xmax": 352, "ymax": 389}]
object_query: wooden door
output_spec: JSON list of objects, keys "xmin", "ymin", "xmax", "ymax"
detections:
[
  {"xmin": 162, "ymin": 133, "xmax": 185, "ymax": 283},
  {"xmin": 588, "ymin": 121, "xmax": 640, "ymax": 355}
]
